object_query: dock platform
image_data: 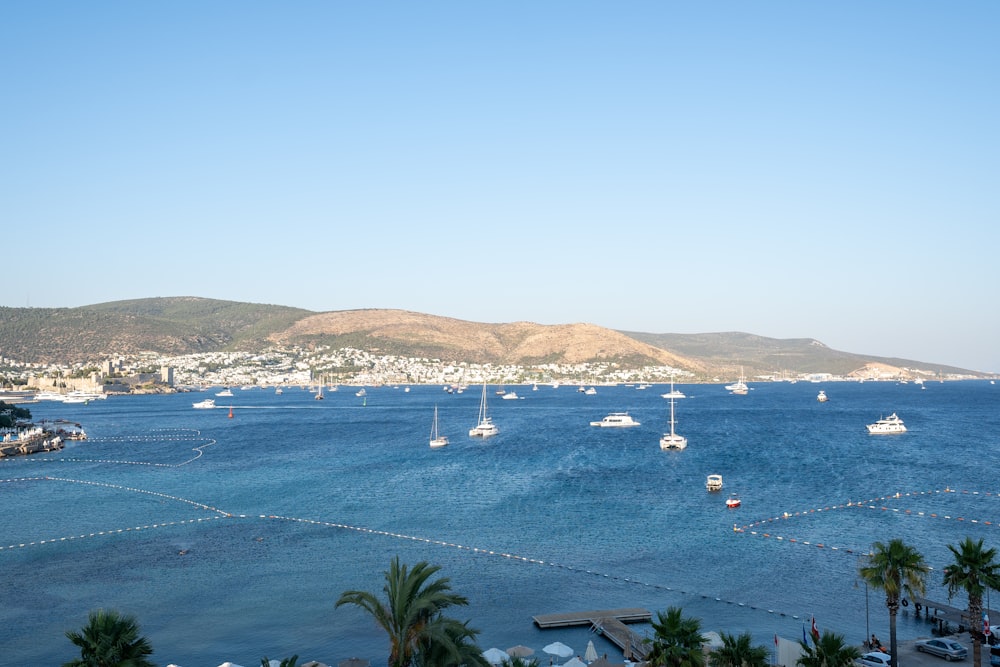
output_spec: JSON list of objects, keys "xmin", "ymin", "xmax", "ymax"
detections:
[{"xmin": 533, "ymin": 609, "xmax": 651, "ymax": 660}]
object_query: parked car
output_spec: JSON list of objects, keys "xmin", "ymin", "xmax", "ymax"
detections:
[
  {"xmin": 915, "ymin": 639, "xmax": 968, "ymax": 661},
  {"xmin": 857, "ymin": 652, "xmax": 893, "ymax": 667}
]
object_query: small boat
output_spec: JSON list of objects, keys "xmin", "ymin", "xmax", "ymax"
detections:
[
  {"xmin": 501, "ymin": 391, "xmax": 520, "ymax": 400},
  {"xmin": 726, "ymin": 494, "xmax": 741, "ymax": 509},
  {"xmin": 429, "ymin": 405, "xmax": 448, "ymax": 448},
  {"xmin": 216, "ymin": 388, "xmax": 234, "ymax": 397},
  {"xmin": 315, "ymin": 384, "xmax": 324, "ymax": 400},
  {"xmin": 584, "ymin": 387, "xmax": 597, "ymax": 395},
  {"xmin": 469, "ymin": 382, "xmax": 499, "ymax": 438},
  {"xmin": 590, "ymin": 412, "xmax": 641, "ymax": 428},
  {"xmin": 355, "ymin": 388, "xmax": 367, "ymax": 397},
  {"xmin": 192, "ymin": 398, "xmax": 216, "ymax": 409},
  {"xmin": 817, "ymin": 390, "xmax": 828, "ymax": 402},
  {"xmin": 706, "ymin": 474, "xmax": 723, "ymax": 491},
  {"xmin": 659, "ymin": 393, "xmax": 687, "ymax": 450},
  {"xmin": 661, "ymin": 377, "xmax": 686, "ymax": 399},
  {"xmin": 867, "ymin": 413, "xmax": 906, "ymax": 434},
  {"xmin": 275, "ymin": 387, "xmax": 283, "ymax": 395}
]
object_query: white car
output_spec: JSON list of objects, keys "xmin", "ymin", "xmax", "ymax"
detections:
[{"xmin": 856, "ymin": 652, "xmax": 893, "ymax": 667}]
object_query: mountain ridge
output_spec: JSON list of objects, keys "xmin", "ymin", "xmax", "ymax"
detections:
[{"xmin": 0, "ymin": 297, "xmax": 984, "ymax": 378}]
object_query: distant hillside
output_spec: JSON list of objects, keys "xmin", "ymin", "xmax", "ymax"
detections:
[
  {"xmin": 0, "ymin": 297, "xmax": 985, "ymax": 378},
  {"xmin": 624, "ymin": 331, "xmax": 975, "ymax": 379}
]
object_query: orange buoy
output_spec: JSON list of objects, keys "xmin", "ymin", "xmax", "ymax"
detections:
[{"xmin": 228, "ymin": 406, "xmax": 234, "ymax": 418}]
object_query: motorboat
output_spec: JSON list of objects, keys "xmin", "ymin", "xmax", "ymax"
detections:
[
  {"xmin": 590, "ymin": 412, "xmax": 641, "ymax": 428},
  {"xmin": 501, "ymin": 391, "xmax": 520, "ymax": 400},
  {"xmin": 661, "ymin": 377, "xmax": 686, "ymax": 399},
  {"xmin": 867, "ymin": 413, "xmax": 906, "ymax": 434},
  {"xmin": 726, "ymin": 368, "xmax": 749, "ymax": 395},
  {"xmin": 216, "ymin": 388, "xmax": 234, "ymax": 397},
  {"xmin": 192, "ymin": 398, "xmax": 216, "ymax": 409},
  {"xmin": 584, "ymin": 387, "xmax": 597, "ymax": 395},
  {"xmin": 469, "ymin": 382, "xmax": 498, "ymax": 438},
  {"xmin": 659, "ymin": 393, "xmax": 687, "ymax": 450},
  {"xmin": 706, "ymin": 474, "xmax": 723, "ymax": 491},
  {"xmin": 355, "ymin": 388, "xmax": 367, "ymax": 397},
  {"xmin": 429, "ymin": 405, "xmax": 448, "ymax": 448},
  {"xmin": 817, "ymin": 390, "xmax": 828, "ymax": 402},
  {"xmin": 726, "ymin": 494, "xmax": 742, "ymax": 509}
]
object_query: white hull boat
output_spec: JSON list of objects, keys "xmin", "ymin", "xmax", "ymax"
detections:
[
  {"xmin": 429, "ymin": 405, "xmax": 448, "ymax": 448},
  {"xmin": 590, "ymin": 412, "xmax": 641, "ymax": 428},
  {"xmin": 867, "ymin": 413, "xmax": 906, "ymax": 434},
  {"xmin": 469, "ymin": 382, "xmax": 498, "ymax": 438}
]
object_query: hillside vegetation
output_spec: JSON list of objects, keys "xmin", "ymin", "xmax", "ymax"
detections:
[{"xmin": 0, "ymin": 297, "xmax": 982, "ymax": 378}]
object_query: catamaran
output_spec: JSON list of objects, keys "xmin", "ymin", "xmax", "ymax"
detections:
[{"xmin": 469, "ymin": 381, "xmax": 499, "ymax": 438}]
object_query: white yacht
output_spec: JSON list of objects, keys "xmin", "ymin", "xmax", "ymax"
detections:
[
  {"xmin": 192, "ymin": 398, "xmax": 216, "ymax": 409},
  {"xmin": 584, "ymin": 387, "xmax": 597, "ymax": 395},
  {"xmin": 590, "ymin": 412, "xmax": 641, "ymax": 428},
  {"xmin": 659, "ymin": 393, "xmax": 687, "ymax": 450},
  {"xmin": 706, "ymin": 474, "xmax": 724, "ymax": 491},
  {"xmin": 429, "ymin": 405, "xmax": 448, "ymax": 448},
  {"xmin": 469, "ymin": 382, "xmax": 498, "ymax": 438},
  {"xmin": 726, "ymin": 368, "xmax": 749, "ymax": 395},
  {"xmin": 216, "ymin": 388, "xmax": 234, "ymax": 397},
  {"xmin": 867, "ymin": 413, "xmax": 907, "ymax": 434},
  {"xmin": 501, "ymin": 391, "xmax": 520, "ymax": 400},
  {"xmin": 661, "ymin": 377, "xmax": 686, "ymax": 399},
  {"xmin": 817, "ymin": 390, "xmax": 828, "ymax": 402}
]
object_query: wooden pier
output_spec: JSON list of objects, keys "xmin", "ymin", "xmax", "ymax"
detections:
[{"xmin": 533, "ymin": 609, "xmax": 651, "ymax": 661}]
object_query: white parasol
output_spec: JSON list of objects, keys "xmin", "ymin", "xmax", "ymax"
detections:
[{"xmin": 543, "ymin": 642, "xmax": 575, "ymax": 659}]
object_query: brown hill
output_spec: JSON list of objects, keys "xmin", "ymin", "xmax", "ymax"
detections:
[{"xmin": 272, "ymin": 309, "xmax": 707, "ymax": 371}]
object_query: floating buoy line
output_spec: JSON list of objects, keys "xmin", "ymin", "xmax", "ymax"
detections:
[
  {"xmin": 734, "ymin": 487, "xmax": 999, "ymax": 563},
  {"xmin": 0, "ymin": 429, "xmax": 217, "ymax": 467}
]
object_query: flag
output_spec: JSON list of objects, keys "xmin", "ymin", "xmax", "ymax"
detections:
[
  {"xmin": 811, "ymin": 616, "xmax": 820, "ymax": 644},
  {"xmin": 802, "ymin": 623, "xmax": 809, "ymax": 645},
  {"xmin": 774, "ymin": 634, "xmax": 779, "ymax": 648},
  {"xmin": 985, "ymin": 612, "xmax": 991, "ymax": 637}
]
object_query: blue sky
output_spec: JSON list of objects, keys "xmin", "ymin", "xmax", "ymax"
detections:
[{"xmin": 3, "ymin": 2, "xmax": 998, "ymax": 372}]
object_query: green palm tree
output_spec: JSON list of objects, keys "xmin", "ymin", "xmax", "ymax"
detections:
[
  {"xmin": 796, "ymin": 630, "xmax": 860, "ymax": 667},
  {"xmin": 414, "ymin": 617, "xmax": 489, "ymax": 667},
  {"xmin": 713, "ymin": 631, "xmax": 769, "ymax": 667},
  {"xmin": 858, "ymin": 538, "xmax": 928, "ymax": 667},
  {"xmin": 336, "ymin": 557, "xmax": 472, "ymax": 667},
  {"xmin": 63, "ymin": 608, "xmax": 155, "ymax": 667},
  {"xmin": 644, "ymin": 606, "xmax": 706, "ymax": 667},
  {"xmin": 943, "ymin": 537, "xmax": 1000, "ymax": 667}
]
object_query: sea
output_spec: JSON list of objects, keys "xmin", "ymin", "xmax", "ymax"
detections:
[{"xmin": 2, "ymin": 380, "xmax": 999, "ymax": 667}]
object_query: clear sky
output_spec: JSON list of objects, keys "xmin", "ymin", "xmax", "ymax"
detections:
[{"xmin": 3, "ymin": 2, "xmax": 998, "ymax": 372}]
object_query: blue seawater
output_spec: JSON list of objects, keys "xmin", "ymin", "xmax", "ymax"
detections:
[{"xmin": 2, "ymin": 381, "xmax": 998, "ymax": 666}]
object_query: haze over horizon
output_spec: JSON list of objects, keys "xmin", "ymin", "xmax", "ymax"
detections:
[{"xmin": 3, "ymin": 3, "xmax": 997, "ymax": 372}]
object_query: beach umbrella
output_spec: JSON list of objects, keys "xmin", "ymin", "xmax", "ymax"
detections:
[
  {"xmin": 217, "ymin": 663, "xmax": 245, "ymax": 667},
  {"xmin": 484, "ymin": 648, "xmax": 510, "ymax": 664},
  {"xmin": 584, "ymin": 640, "xmax": 599, "ymax": 663},
  {"xmin": 507, "ymin": 645, "xmax": 535, "ymax": 658},
  {"xmin": 544, "ymin": 642, "xmax": 574, "ymax": 659},
  {"xmin": 701, "ymin": 631, "xmax": 724, "ymax": 650},
  {"xmin": 304, "ymin": 662, "xmax": 331, "ymax": 667},
  {"xmin": 562, "ymin": 658, "xmax": 587, "ymax": 667}
]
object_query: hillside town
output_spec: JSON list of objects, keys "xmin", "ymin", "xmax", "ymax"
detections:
[{"xmin": 0, "ymin": 345, "xmax": 975, "ymax": 399}]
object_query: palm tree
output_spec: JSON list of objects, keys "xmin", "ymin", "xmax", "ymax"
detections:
[
  {"xmin": 943, "ymin": 537, "xmax": 1000, "ymax": 667},
  {"xmin": 644, "ymin": 606, "xmax": 706, "ymax": 667},
  {"xmin": 261, "ymin": 657, "xmax": 299, "ymax": 667},
  {"xmin": 858, "ymin": 538, "xmax": 928, "ymax": 667},
  {"xmin": 63, "ymin": 608, "xmax": 155, "ymax": 667},
  {"xmin": 713, "ymin": 631, "xmax": 769, "ymax": 667},
  {"xmin": 796, "ymin": 630, "xmax": 860, "ymax": 667},
  {"xmin": 414, "ymin": 617, "xmax": 489, "ymax": 667},
  {"xmin": 336, "ymin": 557, "xmax": 473, "ymax": 667}
]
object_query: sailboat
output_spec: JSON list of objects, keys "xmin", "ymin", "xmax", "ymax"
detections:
[
  {"xmin": 469, "ymin": 381, "xmax": 499, "ymax": 438},
  {"xmin": 659, "ymin": 392, "xmax": 687, "ymax": 450},
  {"xmin": 429, "ymin": 405, "xmax": 449, "ymax": 448},
  {"xmin": 726, "ymin": 367, "xmax": 749, "ymax": 395}
]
